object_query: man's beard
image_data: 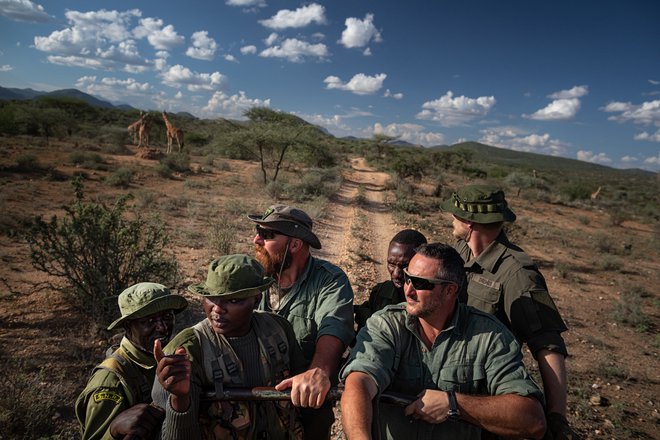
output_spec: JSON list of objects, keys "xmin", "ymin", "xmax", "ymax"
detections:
[{"xmin": 255, "ymin": 244, "xmax": 292, "ymax": 277}]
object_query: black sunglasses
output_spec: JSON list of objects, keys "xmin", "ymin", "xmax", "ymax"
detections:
[
  {"xmin": 403, "ymin": 268, "xmax": 456, "ymax": 291},
  {"xmin": 255, "ymin": 225, "xmax": 282, "ymax": 240}
]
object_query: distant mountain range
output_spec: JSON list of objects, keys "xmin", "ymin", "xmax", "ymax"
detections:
[{"xmin": 0, "ymin": 85, "xmax": 134, "ymax": 110}]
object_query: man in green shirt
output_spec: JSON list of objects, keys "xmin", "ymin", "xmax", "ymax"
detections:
[
  {"xmin": 341, "ymin": 243, "xmax": 546, "ymax": 440},
  {"xmin": 75, "ymin": 282, "xmax": 188, "ymax": 440},
  {"xmin": 354, "ymin": 229, "xmax": 427, "ymax": 331},
  {"xmin": 248, "ymin": 204, "xmax": 354, "ymax": 439},
  {"xmin": 152, "ymin": 255, "xmax": 306, "ymax": 440},
  {"xmin": 441, "ymin": 184, "xmax": 576, "ymax": 440}
]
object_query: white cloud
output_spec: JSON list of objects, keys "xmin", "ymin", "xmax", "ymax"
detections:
[
  {"xmin": 0, "ymin": 0, "xmax": 51, "ymax": 23},
  {"xmin": 339, "ymin": 13, "xmax": 382, "ymax": 50},
  {"xmin": 324, "ymin": 73, "xmax": 386, "ymax": 95},
  {"xmin": 643, "ymin": 152, "xmax": 660, "ymax": 165},
  {"xmin": 649, "ymin": 79, "xmax": 660, "ymax": 86},
  {"xmin": 175, "ymin": 91, "xmax": 183, "ymax": 99},
  {"xmin": 603, "ymin": 99, "xmax": 660, "ymax": 126},
  {"xmin": 265, "ymin": 32, "xmax": 279, "ymax": 46},
  {"xmin": 525, "ymin": 85, "xmax": 588, "ymax": 120},
  {"xmin": 203, "ymin": 90, "xmax": 270, "ymax": 119},
  {"xmin": 259, "ymin": 3, "xmax": 326, "ymax": 30},
  {"xmin": 373, "ymin": 123, "xmax": 445, "ymax": 146},
  {"xmin": 186, "ymin": 31, "xmax": 217, "ymax": 60},
  {"xmin": 226, "ymin": 0, "xmax": 266, "ymax": 8},
  {"xmin": 240, "ymin": 45, "xmax": 257, "ymax": 55},
  {"xmin": 549, "ymin": 85, "xmax": 588, "ymax": 99},
  {"xmin": 526, "ymin": 98, "xmax": 581, "ymax": 120},
  {"xmin": 133, "ymin": 17, "xmax": 184, "ymax": 50},
  {"xmin": 479, "ymin": 126, "xmax": 569, "ymax": 156},
  {"xmin": 634, "ymin": 129, "xmax": 660, "ymax": 142},
  {"xmin": 384, "ymin": 89, "xmax": 403, "ymax": 100},
  {"xmin": 161, "ymin": 64, "xmax": 226, "ymax": 91},
  {"xmin": 0, "ymin": 64, "xmax": 13, "ymax": 72},
  {"xmin": 417, "ymin": 91, "xmax": 496, "ymax": 127},
  {"xmin": 75, "ymin": 75, "xmax": 152, "ymax": 102},
  {"xmin": 620, "ymin": 155, "xmax": 638, "ymax": 163},
  {"xmin": 224, "ymin": 54, "xmax": 237, "ymax": 63},
  {"xmin": 259, "ymin": 38, "xmax": 328, "ymax": 62},
  {"xmin": 577, "ymin": 150, "xmax": 612, "ymax": 164}
]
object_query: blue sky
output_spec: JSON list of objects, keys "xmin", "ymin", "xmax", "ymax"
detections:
[{"xmin": 1, "ymin": 0, "xmax": 659, "ymax": 171}]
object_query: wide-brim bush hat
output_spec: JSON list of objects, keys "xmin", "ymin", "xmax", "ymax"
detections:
[
  {"xmin": 441, "ymin": 184, "xmax": 516, "ymax": 224},
  {"xmin": 188, "ymin": 254, "xmax": 274, "ymax": 299},
  {"xmin": 108, "ymin": 282, "xmax": 188, "ymax": 330},
  {"xmin": 247, "ymin": 204, "xmax": 322, "ymax": 249}
]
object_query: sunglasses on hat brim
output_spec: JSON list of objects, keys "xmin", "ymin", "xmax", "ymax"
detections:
[{"xmin": 403, "ymin": 268, "xmax": 457, "ymax": 291}]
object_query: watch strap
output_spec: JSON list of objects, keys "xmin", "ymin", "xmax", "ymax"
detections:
[{"xmin": 447, "ymin": 390, "xmax": 460, "ymax": 421}]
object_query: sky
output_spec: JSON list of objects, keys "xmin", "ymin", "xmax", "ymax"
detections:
[{"xmin": 1, "ymin": 0, "xmax": 659, "ymax": 171}]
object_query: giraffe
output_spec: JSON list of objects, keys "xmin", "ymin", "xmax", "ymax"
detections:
[
  {"xmin": 137, "ymin": 112, "xmax": 151, "ymax": 148},
  {"xmin": 127, "ymin": 111, "xmax": 145, "ymax": 145},
  {"xmin": 590, "ymin": 186, "xmax": 602, "ymax": 200},
  {"xmin": 162, "ymin": 111, "xmax": 184, "ymax": 154}
]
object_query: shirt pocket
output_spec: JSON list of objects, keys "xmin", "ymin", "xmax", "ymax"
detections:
[
  {"xmin": 390, "ymin": 353, "xmax": 423, "ymax": 395},
  {"xmin": 467, "ymin": 279, "xmax": 501, "ymax": 315},
  {"xmin": 438, "ymin": 364, "xmax": 487, "ymax": 395},
  {"xmin": 286, "ymin": 305, "xmax": 317, "ymax": 361}
]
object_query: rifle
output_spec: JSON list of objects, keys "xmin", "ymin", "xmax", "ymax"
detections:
[{"xmin": 203, "ymin": 386, "xmax": 415, "ymax": 407}]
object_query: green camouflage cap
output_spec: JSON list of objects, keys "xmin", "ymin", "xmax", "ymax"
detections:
[
  {"xmin": 188, "ymin": 254, "xmax": 274, "ymax": 299},
  {"xmin": 247, "ymin": 204, "xmax": 322, "ymax": 249},
  {"xmin": 441, "ymin": 184, "xmax": 516, "ymax": 224},
  {"xmin": 107, "ymin": 282, "xmax": 188, "ymax": 330}
]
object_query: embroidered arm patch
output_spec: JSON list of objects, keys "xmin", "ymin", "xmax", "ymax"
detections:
[{"xmin": 92, "ymin": 391, "xmax": 122, "ymax": 404}]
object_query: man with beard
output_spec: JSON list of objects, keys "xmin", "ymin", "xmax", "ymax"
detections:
[
  {"xmin": 248, "ymin": 204, "xmax": 354, "ymax": 440},
  {"xmin": 354, "ymin": 229, "xmax": 427, "ymax": 331},
  {"xmin": 151, "ymin": 254, "xmax": 306, "ymax": 440},
  {"xmin": 341, "ymin": 243, "xmax": 546, "ymax": 440},
  {"xmin": 76, "ymin": 283, "xmax": 188, "ymax": 440},
  {"xmin": 441, "ymin": 185, "xmax": 576, "ymax": 440}
]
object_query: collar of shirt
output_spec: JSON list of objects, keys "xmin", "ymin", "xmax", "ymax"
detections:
[
  {"xmin": 403, "ymin": 301, "xmax": 465, "ymax": 349},
  {"xmin": 120, "ymin": 336, "xmax": 157, "ymax": 370},
  {"xmin": 464, "ymin": 231, "xmax": 510, "ymax": 273}
]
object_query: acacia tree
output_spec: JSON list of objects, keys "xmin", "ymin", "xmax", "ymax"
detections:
[{"xmin": 233, "ymin": 107, "xmax": 320, "ymax": 184}]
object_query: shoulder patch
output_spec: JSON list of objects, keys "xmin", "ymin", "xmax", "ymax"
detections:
[{"xmin": 92, "ymin": 391, "xmax": 123, "ymax": 404}]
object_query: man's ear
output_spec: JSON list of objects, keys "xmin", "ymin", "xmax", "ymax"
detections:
[{"xmin": 289, "ymin": 238, "xmax": 303, "ymax": 253}]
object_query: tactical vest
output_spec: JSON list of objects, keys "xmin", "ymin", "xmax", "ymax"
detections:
[
  {"xmin": 193, "ymin": 312, "xmax": 304, "ymax": 440},
  {"xmin": 95, "ymin": 346, "xmax": 152, "ymax": 407}
]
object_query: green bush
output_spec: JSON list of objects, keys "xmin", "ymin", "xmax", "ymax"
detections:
[
  {"xmin": 612, "ymin": 291, "xmax": 651, "ymax": 332},
  {"xmin": 106, "ymin": 166, "xmax": 134, "ymax": 187},
  {"xmin": 26, "ymin": 178, "xmax": 178, "ymax": 326},
  {"xmin": 160, "ymin": 152, "xmax": 190, "ymax": 173},
  {"xmin": 207, "ymin": 216, "xmax": 237, "ymax": 257},
  {"xmin": 155, "ymin": 162, "xmax": 173, "ymax": 178},
  {"xmin": 560, "ymin": 183, "xmax": 592, "ymax": 201},
  {"xmin": 68, "ymin": 151, "xmax": 106, "ymax": 170},
  {"xmin": 14, "ymin": 154, "xmax": 40, "ymax": 171}
]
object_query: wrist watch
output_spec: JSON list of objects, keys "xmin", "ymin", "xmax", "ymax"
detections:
[{"xmin": 446, "ymin": 390, "xmax": 460, "ymax": 421}]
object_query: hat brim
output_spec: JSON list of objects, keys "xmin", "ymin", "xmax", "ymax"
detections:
[
  {"xmin": 187, "ymin": 278, "xmax": 274, "ymax": 299},
  {"xmin": 440, "ymin": 199, "xmax": 516, "ymax": 224},
  {"xmin": 107, "ymin": 294, "xmax": 188, "ymax": 330},
  {"xmin": 248, "ymin": 216, "xmax": 322, "ymax": 249}
]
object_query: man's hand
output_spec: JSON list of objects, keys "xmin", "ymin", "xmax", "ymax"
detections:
[
  {"xmin": 404, "ymin": 389, "xmax": 450, "ymax": 424},
  {"xmin": 275, "ymin": 367, "xmax": 330, "ymax": 408},
  {"xmin": 154, "ymin": 339, "xmax": 191, "ymax": 412},
  {"xmin": 544, "ymin": 412, "xmax": 580, "ymax": 440},
  {"xmin": 108, "ymin": 403, "xmax": 165, "ymax": 440}
]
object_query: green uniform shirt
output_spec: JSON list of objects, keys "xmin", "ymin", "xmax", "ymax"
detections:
[
  {"xmin": 354, "ymin": 280, "xmax": 404, "ymax": 330},
  {"xmin": 258, "ymin": 256, "xmax": 355, "ymax": 363},
  {"xmin": 456, "ymin": 232, "xmax": 568, "ymax": 356},
  {"xmin": 75, "ymin": 337, "xmax": 156, "ymax": 440},
  {"xmin": 152, "ymin": 312, "xmax": 307, "ymax": 440},
  {"xmin": 341, "ymin": 303, "xmax": 543, "ymax": 440}
]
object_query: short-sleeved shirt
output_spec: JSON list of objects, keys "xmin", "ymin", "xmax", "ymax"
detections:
[
  {"xmin": 75, "ymin": 337, "xmax": 156, "ymax": 440},
  {"xmin": 258, "ymin": 256, "xmax": 355, "ymax": 363},
  {"xmin": 354, "ymin": 280, "xmax": 404, "ymax": 330},
  {"xmin": 456, "ymin": 232, "xmax": 568, "ymax": 356},
  {"xmin": 152, "ymin": 312, "xmax": 307, "ymax": 440},
  {"xmin": 341, "ymin": 303, "xmax": 543, "ymax": 440}
]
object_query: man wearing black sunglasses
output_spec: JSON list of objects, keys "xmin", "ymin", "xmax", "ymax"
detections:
[
  {"xmin": 248, "ymin": 204, "xmax": 354, "ymax": 440},
  {"xmin": 354, "ymin": 229, "xmax": 427, "ymax": 332},
  {"xmin": 341, "ymin": 243, "xmax": 546, "ymax": 440},
  {"xmin": 442, "ymin": 184, "xmax": 576, "ymax": 440}
]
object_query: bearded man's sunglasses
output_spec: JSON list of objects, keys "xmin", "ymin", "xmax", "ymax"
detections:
[
  {"xmin": 403, "ymin": 268, "xmax": 457, "ymax": 291},
  {"xmin": 255, "ymin": 225, "xmax": 282, "ymax": 240}
]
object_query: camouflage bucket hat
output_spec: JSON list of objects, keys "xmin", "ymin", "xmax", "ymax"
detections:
[
  {"xmin": 441, "ymin": 184, "xmax": 516, "ymax": 224},
  {"xmin": 107, "ymin": 282, "xmax": 188, "ymax": 330},
  {"xmin": 188, "ymin": 254, "xmax": 274, "ymax": 299},
  {"xmin": 247, "ymin": 204, "xmax": 322, "ymax": 249}
]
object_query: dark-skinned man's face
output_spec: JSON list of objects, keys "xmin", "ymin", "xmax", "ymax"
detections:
[
  {"xmin": 125, "ymin": 310, "xmax": 176, "ymax": 353},
  {"xmin": 387, "ymin": 242, "xmax": 417, "ymax": 290}
]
